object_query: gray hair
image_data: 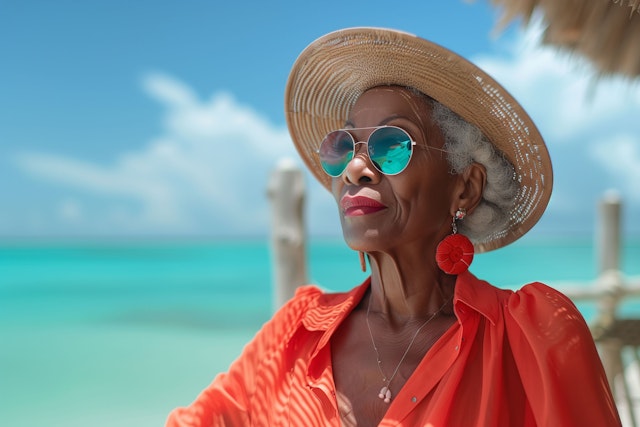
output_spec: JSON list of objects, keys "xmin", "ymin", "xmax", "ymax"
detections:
[{"xmin": 430, "ymin": 100, "xmax": 518, "ymax": 243}]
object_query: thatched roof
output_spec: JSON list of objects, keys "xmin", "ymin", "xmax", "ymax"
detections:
[{"xmin": 489, "ymin": 0, "xmax": 640, "ymax": 78}]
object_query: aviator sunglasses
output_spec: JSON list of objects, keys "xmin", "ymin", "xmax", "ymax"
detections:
[{"xmin": 317, "ymin": 125, "xmax": 438, "ymax": 177}]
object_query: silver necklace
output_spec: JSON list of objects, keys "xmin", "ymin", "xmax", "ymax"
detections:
[{"xmin": 365, "ymin": 291, "xmax": 450, "ymax": 403}]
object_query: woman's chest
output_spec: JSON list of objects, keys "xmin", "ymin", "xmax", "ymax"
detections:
[{"xmin": 329, "ymin": 311, "xmax": 458, "ymax": 426}]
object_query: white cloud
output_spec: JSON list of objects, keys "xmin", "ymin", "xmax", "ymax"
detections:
[
  {"xmin": 15, "ymin": 73, "xmax": 299, "ymax": 235},
  {"xmin": 475, "ymin": 23, "xmax": 640, "ymax": 144},
  {"xmin": 589, "ymin": 134, "xmax": 640, "ymax": 202}
]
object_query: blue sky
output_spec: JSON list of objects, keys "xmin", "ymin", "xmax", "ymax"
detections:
[{"xmin": 2, "ymin": 0, "xmax": 639, "ymax": 240}]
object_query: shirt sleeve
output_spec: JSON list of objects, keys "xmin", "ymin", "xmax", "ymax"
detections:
[
  {"xmin": 165, "ymin": 285, "xmax": 322, "ymax": 427},
  {"xmin": 505, "ymin": 282, "xmax": 621, "ymax": 426}
]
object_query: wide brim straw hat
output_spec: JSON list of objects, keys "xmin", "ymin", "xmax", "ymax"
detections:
[{"xmin": 285, "ymin": 27, "xmax": 553, "ymax": 253}]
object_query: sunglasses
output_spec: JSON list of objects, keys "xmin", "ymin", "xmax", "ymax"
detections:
[{"xmin": 317, "ymin": 125, "xmax": 437, "ymax": 177}]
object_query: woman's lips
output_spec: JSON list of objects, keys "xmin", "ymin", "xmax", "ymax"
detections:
[{"xmin": 340, "ymin": 196, "xmax": 387, "ymax": 217}]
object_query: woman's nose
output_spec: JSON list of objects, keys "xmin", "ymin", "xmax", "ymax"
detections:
[{"xmin": 342, "ymin": 142, "xmax": 381, "ymax": 185}]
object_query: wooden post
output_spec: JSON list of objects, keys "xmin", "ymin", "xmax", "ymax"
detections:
[
  {"xmin": 595, "ymin": 192, "xmax": 625, "ymax": 407},
  {"xmin": 267, "ymin": 158, "xmax": 308, "ymax": 311},
  {"xmin": 596, "ymin": 192, "xmax": 624, "ymax": 324},
  {"xmin": 598, "ymin": 191, "xmax": 622, "ymax": 274}
]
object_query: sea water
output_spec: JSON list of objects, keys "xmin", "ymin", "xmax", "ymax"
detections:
[{"xmin": 1, "ymin": 237, "xmax": 639, "ymax": 426}]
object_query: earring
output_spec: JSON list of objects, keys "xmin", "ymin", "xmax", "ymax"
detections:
[
  {"xmin": 436, "ymin": 209, "xmax": 474, "ymax": 275},
  {"xmin": 359, "ymin": 251, "xmax": 367, "ymax": 272}
]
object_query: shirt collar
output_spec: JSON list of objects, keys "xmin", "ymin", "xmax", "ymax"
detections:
[
  {"xmin": 453, "ymin": 270, "xmax": 504, "ymax": 326},
  {"xmin": 301, "ymin": 277, "xmax": 370, "ymax": 350},
  {"xmin": 301, "ymin": 270, "xmax": 503, "ymax": 336}
]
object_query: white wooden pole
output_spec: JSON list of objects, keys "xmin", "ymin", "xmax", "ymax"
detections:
[
  {"xmin": 595, "ymin": 192, "xmax": 624, "ymax": 323},
  {"xmin": 267, "ymin": 158, "xmax": 308, "ymax": 311},
  {"xmin": 595, "ymin": 191, "xmax": 625, "ymax": 405},
  {"xmin": 598, "ymin": 190, "xmax": 622, "ymax": 274}
]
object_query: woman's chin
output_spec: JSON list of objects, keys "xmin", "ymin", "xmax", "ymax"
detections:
[{"xmin": 341, "ymin": 232, "xmax": 385, "ymax": 253}]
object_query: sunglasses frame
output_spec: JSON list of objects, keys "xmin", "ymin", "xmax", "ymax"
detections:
[{"xmin": 316, "ymin": 125, "xmax": 423, "ymax": 177}]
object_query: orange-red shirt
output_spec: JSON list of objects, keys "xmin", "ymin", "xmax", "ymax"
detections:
[{"xmin": 166, "ymin": 271, "xmax": 621, "ymax": 426}]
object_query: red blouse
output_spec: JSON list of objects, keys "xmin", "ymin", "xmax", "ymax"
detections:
[{"xmin": 166, "ymin": 270, "xmax": 621, "ymax": 426}]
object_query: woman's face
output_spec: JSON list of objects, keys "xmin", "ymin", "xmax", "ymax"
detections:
[{"xmin": 332, "ymin": 86, "xmax": 457, "ymax": 253}]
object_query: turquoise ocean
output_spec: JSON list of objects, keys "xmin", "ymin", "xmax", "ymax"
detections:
[{"xmin": 2, "ymin": 237, "xmax": 639, "ymax": 427}]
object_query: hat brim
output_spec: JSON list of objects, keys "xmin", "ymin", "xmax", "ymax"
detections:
[{"xmin": 285, "ymin": 27, "xmax": 552, "ymax": 252}]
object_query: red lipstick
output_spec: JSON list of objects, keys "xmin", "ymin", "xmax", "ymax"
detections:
[{"xmin": 340, "ymin": 196, "xmax": 387, "ymax": 217}]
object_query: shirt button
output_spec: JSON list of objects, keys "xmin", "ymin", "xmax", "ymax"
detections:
[
  {"xmin": 455, "ymin": 345, "xmax": 459, "ymax": 351},
  {"xmin": 411, "ymin": 397, "xmax": 417, "ymax": 403}
]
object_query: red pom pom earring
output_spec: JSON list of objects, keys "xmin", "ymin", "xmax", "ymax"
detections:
[{"xmin": 436, "ymin": 209, "xmax": 474, "ymax": 275}]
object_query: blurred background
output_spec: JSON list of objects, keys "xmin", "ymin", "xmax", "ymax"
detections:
[{"xmin": 1, "ymin": 1, "xmax": 639, "ymax": 426}]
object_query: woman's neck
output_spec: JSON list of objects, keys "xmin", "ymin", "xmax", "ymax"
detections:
[{"xmin": 366, "ymin": 251, "xmax": 455, "ymax": 323}]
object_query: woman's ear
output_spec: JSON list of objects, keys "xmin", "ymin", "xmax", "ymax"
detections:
[{"xmin": 450, "ymin": 162, "xmax": 486, "ymax": 215}]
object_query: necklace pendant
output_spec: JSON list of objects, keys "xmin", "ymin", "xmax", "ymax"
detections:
[
  {"xmin": 378, "ymin": 386, "xmax": 392, "ymax": 403},
  {"xmin": 367, "ymin": 293, "xmax": 451, "ymax": 407}
]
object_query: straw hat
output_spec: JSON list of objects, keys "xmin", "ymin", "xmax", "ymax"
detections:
[{"xmin": 285, "ymin": 27, "xmax": 553, "ymax": 252}]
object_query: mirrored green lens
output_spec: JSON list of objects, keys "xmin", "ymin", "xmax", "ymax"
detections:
[
  {"xmin": 368, "ymin": 127, "xmax": 413, "ymax": 175},
  {"xmin": 319, "ymin": 130, "xmax": 354, "ymax": 177}
]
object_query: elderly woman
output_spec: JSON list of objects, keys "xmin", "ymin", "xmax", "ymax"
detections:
[{"xmin": 167, "ymin": 28, "xmax": 620, "ymax": 426}]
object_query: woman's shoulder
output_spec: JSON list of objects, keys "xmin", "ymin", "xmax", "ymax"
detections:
[
  {"xmin": 460, "ymin": 272, "xmax": 589, "ymax": 338},
  {"xmin": 464, "ymin": 273, "xmax": 581, "ymax": 318},
  {"xmin": 501, "ymin": 281, "xmax": 595, "ymax": 348},
  {"xmin": 275, "ymin": 284, "xmax": 325, "ymax": 319},
  {"xmin": 292, "ymin": 284, "xmax": 326, "ymax": 302},
  {"xmin": 505, "ymin": 281, "xmax": 582, "ymax": 321},
  {"xmin": 273, "ymin": 282, "xmax": 365, "ymax": 325}
]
